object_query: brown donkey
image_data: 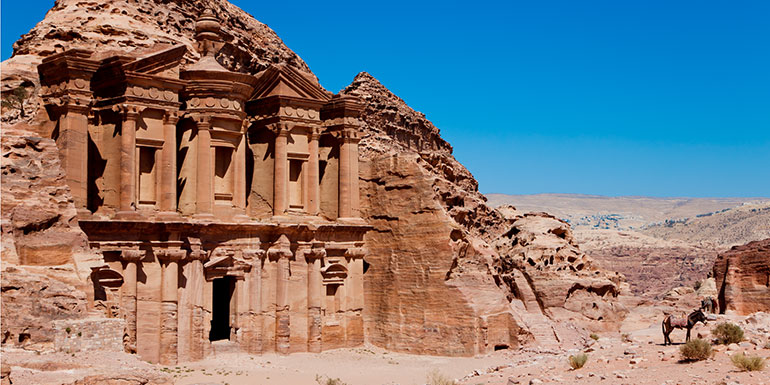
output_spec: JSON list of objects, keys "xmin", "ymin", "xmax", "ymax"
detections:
[{"xmin": 662, "ymin": 309, "xmax": 708, "ymax": 345}]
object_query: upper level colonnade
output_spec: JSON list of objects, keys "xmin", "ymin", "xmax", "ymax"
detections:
[{"xmin": 37, "ymin": 9, "xmax": 364, "ymax": 224}]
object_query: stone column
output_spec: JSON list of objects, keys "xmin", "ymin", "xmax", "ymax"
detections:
[
  {"xmin": 116, "ymin": 105, "xmax": 142, "ymax": 217},
  {"xmin": 120, "ymin": 249, "xmax": 144, "ymax": 354},
  {"xmin": 158, "ymin": 249, "xmax": 186, "ymax": 365},
  {"xmin": 307, "ymin": 127, "xmax": 321, "ymax": 216},
  {"xmin": 160, "ymin": 111, "xmax": 181, "ymax": 215},
  {"xmin": 233, "ymin": 124, "xmax": 248, "ymax": 219},
  {"xmin": 188, "ymin": 244, "xmax": 207, "ymax": 361},
  {"xmin": 338, "ymin": 132, "xmax": 352, "ymax": 219},
  {"xmin": 269, "ymin": 235, "xmax": 292, "ymax": 353},
  {"xmin": 244, "ymin": 248, "xmax": 265, "ymax": 354},
  {"xmin": 272, "ymin": 123, "xmax": 290, "ymax": 217},
  {"xmin": 57, "ymin": 103, "xmax": 91, "ymax": 215},
  {"xmin": 307, "ymin": 245, "xmax": 325, "ymax": 352},
  {"xmin": 194, "ymin": 116, "xmax": 214, "ymax": 218},
  {"xmin": 349, "ymin": 133, "xmax": 360, "ymax": 217}
]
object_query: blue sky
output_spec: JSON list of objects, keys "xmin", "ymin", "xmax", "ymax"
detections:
[{"xmin": 2, "ymin": 0, "xmax": 769, "ymax": 197}]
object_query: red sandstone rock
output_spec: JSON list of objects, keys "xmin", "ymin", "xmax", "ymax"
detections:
[
  {"xmin": 0, "ymin": 0, "xmax": 628, "ymax": 359},
  {"xmin": 713, "ymin": 238, "xmax": 770, "ymax": 314}
]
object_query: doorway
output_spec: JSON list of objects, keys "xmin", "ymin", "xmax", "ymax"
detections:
[{"xmin": 209, "ymin": 277, "xmax": 234, "ymax": 341}]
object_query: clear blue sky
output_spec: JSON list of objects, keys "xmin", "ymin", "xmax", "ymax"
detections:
[{"xmin": 3, "ymin": 0, "xmax": 769, "ymax": 197}]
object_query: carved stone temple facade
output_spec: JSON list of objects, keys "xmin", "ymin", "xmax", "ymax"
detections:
[{"xmin": 36, "ymin": 11, "xmax": 369, "ymax": 364}]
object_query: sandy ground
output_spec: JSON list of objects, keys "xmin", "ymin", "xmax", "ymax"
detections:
[{"xmin": 3, "ymin": 310, "xmax": 768, "ymax": 385}]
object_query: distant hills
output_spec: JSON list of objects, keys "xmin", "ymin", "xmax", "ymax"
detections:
[
  {"xmin": 486, "ymin": 193, "xmax": 769, "ymax": 233},
  {"xmin": 486, "ymin": 193, "xmax": 770, "ymax": 297}
]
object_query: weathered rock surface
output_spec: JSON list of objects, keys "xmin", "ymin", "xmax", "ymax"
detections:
[
  {"xmin": 1, "ymin": 124, "xmax": 99, "ymax": 275},
  {"xmin": 1, "ymin": 0, "xmax": 627, "ymax": 357},
  {"xmin": 1, "ymin": 266, "xmax": 88, "ymax": 348},
  {"xmin": 713, "ymin": 238, "xmax": 770, "ymax": 314},
  {"xmin": 346, "ymin": 73, "xmax": 625, "ymax": 352}
]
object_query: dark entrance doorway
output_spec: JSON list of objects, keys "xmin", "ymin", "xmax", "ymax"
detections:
[{"xmin": 209, "ymin": 277, "xmax": 234, "ymax": 341}]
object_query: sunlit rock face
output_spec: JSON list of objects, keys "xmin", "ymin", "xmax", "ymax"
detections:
[
  {"xmin": 1, "ymin": 0, "xmax": 626, "ymax": 360},
  {"xmin": 714, "ymin": 238, "xmax": 770, "ymax": 315}
]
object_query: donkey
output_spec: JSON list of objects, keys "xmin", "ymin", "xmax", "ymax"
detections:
[{"xmin": 662, "ymin": 309, "xmax": 708, "ymax": 345}]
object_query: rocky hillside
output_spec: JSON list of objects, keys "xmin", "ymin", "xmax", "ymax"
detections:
[
  {"xmin": 1, "ymin": 0, "xmax": 626, "ymax": 356},
  {"xmin": 641, "ymin": 203, "xmax": 770, "ymax": 248}
]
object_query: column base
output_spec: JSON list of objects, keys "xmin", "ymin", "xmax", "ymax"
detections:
[
  {"xmin": 232, "ymin": 213, "xmax": 250, "ymax": 222},
  {"xmin": 115, "ymin": 210, "xmax": 143, "ymax": 220},
  {"xmin": 156, "ymin": 211, "xmax": 183, "ymax": 221},
  {"xmin": 193, "ymin": 213, "xmax": 215, "ymax": 222}
]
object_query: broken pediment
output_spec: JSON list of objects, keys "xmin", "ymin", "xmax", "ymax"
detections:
[
  {"xmin": 251, "ymin": 65, "xmax": 330, "ymax": 102},
  {"xmin": 122, "ymin": 44, "xmax": 187, "ymax": 78}
]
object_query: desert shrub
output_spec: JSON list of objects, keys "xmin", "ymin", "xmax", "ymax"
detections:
[
  {"xmin": 680, "ymin": 339, "xmax": 712, "ymax": 361},
  {"xmin": 315, "ymin": 375, "xmax": 348, "ymax": 385},
  {"xmin": 712, "ymin": 323, "xmax": 744, "ymax": 345},
  {"xmin": 621, "ymin": 333, "xmax": 632, "ymax": 343},
  {"xmin": 730, "ymin": 353, "xmax": 765, "ymax": 371},
  {"xmin": 764, "ymin": 341, "xmax": 770, "ymax": 349},
  {"xmin": 569, "ymin": 353, "xmax": 588, "ymax": 369},
  {"xmin": 589, "ymin": 333, "xmax": 599, "ymax": 341},
  {"xmin": 426, "ymin": 369, "xmax": 455, "ymax": 385}
]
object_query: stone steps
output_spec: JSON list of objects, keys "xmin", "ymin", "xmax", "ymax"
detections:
[{"xmin": 210, "ymin": 340, "xmax": 241, "ymax": 355}]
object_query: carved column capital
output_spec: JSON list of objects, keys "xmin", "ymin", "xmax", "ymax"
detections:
[
  {"xmin": 156, "ymin": 249, "xmax": 187, "ymax": 263},
  {"xmin": 267, "ymin": 122, "xmax": 292, "ymax": 137},
  {"xmin": 307, "ymin": 124, "xmax": 323, "ymax": 140},
  {"xmin": 190, "ymin": 114, "xmax": 211, "ymax": 129},
  {"xmin": 120, "ymin": 249, "xmax": 144, "ymax": 262},
  {"xmin": 113, "ymin": 104, "xmax": 144, "ymax": 121},
  {"xmin": 163, "ymin": 110, "xmax": 183, "ymax": 125}
]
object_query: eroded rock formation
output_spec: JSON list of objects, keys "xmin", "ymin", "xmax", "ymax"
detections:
[
  {"xmin": 713, "ymin": 238, "xmax": 770, "ymax": 315},
  {"xmin": 1, "ymin": 0, "xmax": 626, "ymax": 359}
]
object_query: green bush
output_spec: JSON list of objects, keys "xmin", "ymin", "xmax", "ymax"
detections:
[
  {"xmin": 680, "ymin": 339, "xmax": 712, "ymax": 361},
  {"xmin": 730, "ymin": 353, "xmax": 765, "ymax": 371},
  {"xmin": 569, "ymin": 353, "xmax": 588, "ymax": 369},
  {"xmin": 426, "ymin": 369, "xmax": 456, "ymax": 385},
  {"xmin": 712, "ymin": 323, "xmax": 744, "ymax": 345},
  {"xmin": 589, "ymin": 333, "xmax": 599, "ymax": 341}
]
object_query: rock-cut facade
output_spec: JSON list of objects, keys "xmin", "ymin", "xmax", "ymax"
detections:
[{"xmin": 34, "ymin": 10, "xmax": 370, "ymax": 364}]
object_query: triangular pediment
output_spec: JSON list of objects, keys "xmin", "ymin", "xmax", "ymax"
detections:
[
  {"xmin": 123, "ymin": 44, "xmax": 187, "ymax": 77},
  {"xmin": 251, "ymin": 65, "xmax": 330, "ymax": 101}
]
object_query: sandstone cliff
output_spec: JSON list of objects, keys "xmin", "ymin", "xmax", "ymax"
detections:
[
  {"xmin": 1, "ymin": 0, "xmax": 626, "ymax": 356},
  {"xmin": 713, "ymin": 238, "xmax": 770, "ymax": 315}
]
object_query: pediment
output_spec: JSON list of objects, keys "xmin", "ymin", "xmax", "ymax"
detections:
[
  {"xmin": 123, "ymin": 44, "xmax": 187, "ymax": 78},
  {"xmin": 251, "ymin": 65, "xmax": 330, "ymax": 101}
]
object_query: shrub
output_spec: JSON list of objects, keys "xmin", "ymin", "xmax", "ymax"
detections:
[
  {"xmin": 569, "ymin": 353, "xmax": 588, "ymax": 369},
  {"xmin": 680, "ymin": 339, "xmax": 712, "ymax": 361},
  {"xmin": 315, "ymin": 375, "xmax": 348, "ymax": 385},
  {"xmin": 730, "ymin": 353, "xmax": 765, "ymax": 371},
  {"xmin": 712, "ymin": 323, "xmax": 744, "ymax": 345},
  {"xmin": 589, "ymin": 333, "xmax": 599, "ymax": 341},
  {"xmin": 427, "ymin": 369, "xmax": 456, "ymax": 385},
  {"xmin": 764, "ymin": 341, "xmax": 770, "ymax": 350},
  {"xmin": 621, "ymin": 333, "xmax": 632, "ymax": 343}
]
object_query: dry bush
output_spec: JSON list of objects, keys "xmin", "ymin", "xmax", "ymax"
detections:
[
  {"xmin": 680, "ymin": 339, "xmax": 712, "ymax": 361},
  {"xmin": 569, "ymin": 353, "xmax": 588, "ymax": 370},
  {"xmin": 621, "ymin": 333, "xmax": 632, "ymax": 343},
  {"xmin": 712, "ymin": 323, "xmax": 744, "ymax": 345},
  {"xmin": 730, "ymin": 353, "xmax": 765, "ymax": 372},
  {"xmin": 589, "ymin": 333, "xmax": 599, "ymax": 341},
  {"xmin": 427, "ymin": 369, "xmax": 456, "ymax": 385},
  {"xmin": 315, "ymin": 375, "xmax": 348, "ymax": 385}
]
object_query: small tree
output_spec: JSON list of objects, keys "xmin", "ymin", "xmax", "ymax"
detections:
[{"xmin": 1, "ymin": 86, "xmax": 30, "ymax": 118}]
